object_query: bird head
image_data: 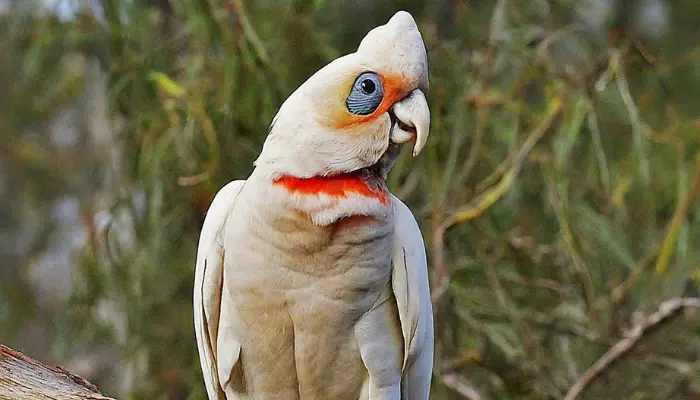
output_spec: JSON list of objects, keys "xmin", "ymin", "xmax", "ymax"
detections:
[
  {"xmin": 253, "ymin": 11, "xmax": 429, "ymax": 224},
  {"xmin": 255, "ymin": 10, "xmax": 429, "ymax": 179}
]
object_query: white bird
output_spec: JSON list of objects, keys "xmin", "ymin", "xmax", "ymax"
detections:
[{"xmin": 193, "ymin": 11, "xmax": 433, "ymax": 400}]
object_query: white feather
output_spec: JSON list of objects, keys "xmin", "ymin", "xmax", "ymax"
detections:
[
  {"xmin": 391, "ymin": 195, "xmax": 434, "ymax": 399},
  {"xmin": 267, "ymin": 183, "xmax": 391, "ymax": 226},
  {"xmin": 193, "ymin": 180, "xmax": 246, "ymax": 400}
]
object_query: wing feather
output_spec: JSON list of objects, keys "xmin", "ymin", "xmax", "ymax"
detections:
[
  {"xmin": 193, "ymin": 180, "xmax": 246, "ymax": 400},
  {"xmin": 390, "ymin": 195, "xmax": 434, "ymax": 399}
]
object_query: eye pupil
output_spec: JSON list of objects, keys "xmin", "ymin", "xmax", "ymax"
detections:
[{"xmin": 360, "ymin": 79, "xmax": 376, "ymax": 94}]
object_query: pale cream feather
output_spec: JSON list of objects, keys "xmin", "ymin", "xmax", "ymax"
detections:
[
  {"xmin": 193, "ymin": 180, "xmax": 246, "ymax": 400},
  {"xmin": 193, "ymin": 10, "xmax": 434, "ymax": 400},
  {"xmin": 390, "ymin": 195, "xmax": 434, "ymax": 399}
]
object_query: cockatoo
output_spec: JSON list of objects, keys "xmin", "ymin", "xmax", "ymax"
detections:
[{"xmin": 193, "ymin": 11, "xmax": 433, "ymax": 400}]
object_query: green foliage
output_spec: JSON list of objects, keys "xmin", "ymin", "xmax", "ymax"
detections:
[{"xmin": 2, "ymin": 0, "xmax": 700, "ymax": 399}]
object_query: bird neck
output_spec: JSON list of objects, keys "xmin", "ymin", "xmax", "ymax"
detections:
[
  {"xmin": 272, "ymin": 172, "xmax": 390, "ymax": 206},
  {"xmin": 249, "ymin": 169, "xmax": 392, "ymax": 227}
]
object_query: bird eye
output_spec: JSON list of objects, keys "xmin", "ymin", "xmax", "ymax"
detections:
[{"xmin": 346, "ymin": 72, "xmax": 384, "ymax": 115}]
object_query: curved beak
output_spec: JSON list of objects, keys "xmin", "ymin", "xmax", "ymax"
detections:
[{"xmin": 389, "ymin": 89, "xmax": 430, "ymax": 157}]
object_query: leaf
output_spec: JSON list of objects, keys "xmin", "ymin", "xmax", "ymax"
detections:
[
  {"xmin": 148, "ymin": 71, "xmax": 186, "ymax": 98},
  {"xmin": 574, "ymin": 204, "xmax": 637, "ymax": 270},
  {"xmin": 656, "ymin": 151, "xmax": 700, "ymax": 275},
  {"xmin": 554, "ymin": 97, "xmax": 587, "ymax": 170},
  {"xmin": 485, "ymin": 323, "xmax": 523, "ymax": 360}
]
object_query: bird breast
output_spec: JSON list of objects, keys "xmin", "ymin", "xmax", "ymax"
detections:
[{"xmin": 218, "ymin": 183, "xmax": 398, "ymax": 398}]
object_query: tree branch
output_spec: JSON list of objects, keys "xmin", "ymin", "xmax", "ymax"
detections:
[
  {"xmin": 563, "ymin": 297, "xmax": 700, "ymax": 400},
  {"xmin": 0, "ymin": 344, "xmax": 115, "ymax": 400}
]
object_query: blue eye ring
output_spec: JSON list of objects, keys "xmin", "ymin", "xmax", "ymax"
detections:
[{"xmin": 345, "ymin": 72, "xmax": 384, "ymax": 116}]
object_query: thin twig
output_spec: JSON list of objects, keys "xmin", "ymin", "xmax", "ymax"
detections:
[
  {"xmin": 630, "ymin": 32, "xmax": 658, "ymax": 65},
  {"xmin": 396, "ymin": 170, "xmax": 420, "ymax": 199},
  {"xmin": 444, "ymin": 96, "xmax": 563, "ymax": 229},
  {"xmin": 178, "ymin": 171, "xmax": 210, "ymax": 186},
  {"xmin": 431, "ymin": 95, "xmax": 563, "ymax": 307},
  {"xmin": 606, "ymin": 240, "xmax": 662, "ymax": 306},
  {"xmin": 602, "ymin": 149, "xmax": 697, "ymax": 302},
  {"xmin": 440, "ymin": 106, "xmax": 472, "ymax": 206},
  {"xmin": 472, "ymin": 95, "xmax": 561, "ymax": 196},
  {"xmin": 545, "ymin": 165, "xmax": 597, "ymax": 313},
  {"xmin": 499, "ymin": 271, "xmax": 568, "ymax": 295},
  {"xmin": 488, "ymin": 0, "xmax": 507, "ymax": 45},
  {"xmin": 586, "ymin": 109, "xmax": 611, "ymax": 199},
  {"xmin": 456, "ymin": 104, "xmax": 489, "ymax": 190},
  {"xmin": 655, "ymin": 151, "xmax": 700, "ymax": 275},
  {"xmin": 484, "ymin": 250, "xmax": 522, "ymax": 327},
  {"xmin": 645, "ymin": 355, "xmax": 696, "ymax": 376},
  {"xmin": 226, "ymin": 0, "xmax": 270, "ymax": 65},
  {"xmin": 563, "ymin": 297, "xmax": 700, "ymax": 400},
  {"xmin": 440, "ymin": 372, "xmax": 485, "ymax": 400},
  {"xmin": 615, "ymin": 52, "xmax": 651, "ymax": 188}
]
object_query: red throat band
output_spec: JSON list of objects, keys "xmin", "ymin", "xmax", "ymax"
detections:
[{"xmin": 273, "ymin": 173, "xmax": 390, "ymax": 205}]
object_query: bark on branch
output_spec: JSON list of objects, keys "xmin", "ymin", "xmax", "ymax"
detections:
[{"xmin": 0, "ymin": 344, "xmax": 115, "ymax": 400}]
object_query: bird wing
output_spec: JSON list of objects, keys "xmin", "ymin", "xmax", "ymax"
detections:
[
  {"xmin": 193, "ymin": 180, "xmax": 246, "ymax": 400},
  {"xmin": 391, "ymin": 195, "xmax": 435, "ymax": 399}
]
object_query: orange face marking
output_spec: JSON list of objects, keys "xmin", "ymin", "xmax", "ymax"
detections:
[
  {"xmin": 336, "ymin": 74, "xmax": 411, "ymax": 129},
  {"xmin": 273, "ymin": 172, "xmax": 390, "ymax": 205}
]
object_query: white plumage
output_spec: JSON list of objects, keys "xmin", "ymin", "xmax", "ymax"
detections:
[{"xmin": 194, "ymin": 11, "xmax": 433, "ymax": 400}]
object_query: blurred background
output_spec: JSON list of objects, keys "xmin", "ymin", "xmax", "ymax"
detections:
[{"xmin": 1, "ymin": 0, "xmax": 700, "ymax": 398}]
